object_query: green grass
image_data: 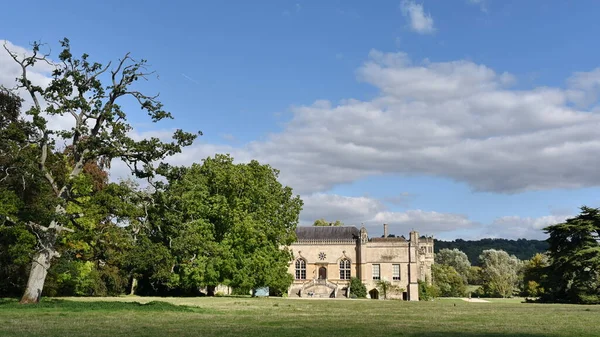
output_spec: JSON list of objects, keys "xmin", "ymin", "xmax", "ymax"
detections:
[{"xmin": 0, "ymin": 296, "xmax": 598, "ymax": 337}]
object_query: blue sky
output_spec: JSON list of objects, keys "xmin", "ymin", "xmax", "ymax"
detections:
[{"xmin": 3, "ymin": 0, "xmax": 600, "ymax": 240}]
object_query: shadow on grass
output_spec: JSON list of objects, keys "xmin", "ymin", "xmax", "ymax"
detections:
[
  {"xmin": 394, "ymin": 333, "xmax": 564, "ymax": 337},
  {"xmin": 0, "ymin": 298, "xmax": 212, "ymax": 313}
]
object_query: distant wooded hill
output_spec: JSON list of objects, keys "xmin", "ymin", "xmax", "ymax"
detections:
[{"xmin": 434, "ymin": 238, "xmax": 549, "ymax": 265}]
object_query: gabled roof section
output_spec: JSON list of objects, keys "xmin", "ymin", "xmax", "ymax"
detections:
[{"xmin": 295, "ymin": 226, "xmax": 360, "ymax": 241}]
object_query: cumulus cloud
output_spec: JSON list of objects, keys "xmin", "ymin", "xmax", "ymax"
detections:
[
  {"xmin": 95, "ymin": 49, "xmax": 600, "ymax": 197},
  {"xmin": 299, "ymin": 193, "xmax": 477, "ymax": 237},
  {"xmin": 210, "ymin": 50, "xmax": 600, "ymax": 195},
  {"xmin": 400, "ymin": 1, "xmax": 436, "ymax": 34},
  {"xmin": 299, "ymin": 193, "xmax": 569, "ymax": 239},
  {"xmin": 300, "ymin": 193, "xmax": 386, "ymax": 226},
  {"xmin": 484, "ymin": 214, "xmax": 571, "ymax": 240}
]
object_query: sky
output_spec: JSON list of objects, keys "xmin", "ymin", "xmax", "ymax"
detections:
[{"xmin": 2, "ymin": 0, "xmax": 600, "ymax": 240}]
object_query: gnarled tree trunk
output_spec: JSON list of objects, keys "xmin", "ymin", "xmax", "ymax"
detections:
[
  {"xmin": 20, "ymin": 247, "xmax": 57, "ymax": 304},
  {"xmin": 20, "ymin": 217, "xmax": 64, "ymax": 304}
]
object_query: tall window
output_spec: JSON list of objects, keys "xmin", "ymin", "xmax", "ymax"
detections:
[
  {"xmin": 295, "ymin": 259, "xmax": 306, "ymax": 280},
  {"xmin": 339, "ymin": 259, "xmax": 351, "ymax": 280},
  {"xmin": 372, "ymin": 264, "xmax": 380, "ymax": 280},
  {"xmin": 393, "ymin": 264, "xmax": 400, "ymax": 280}
]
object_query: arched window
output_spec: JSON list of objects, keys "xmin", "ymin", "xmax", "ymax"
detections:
[
  {"xmin": 295, "ymin": 259, "xmax": 306, "ymax": 280},
  {"xmin": 339, "ymin": 259, "xmax": 351, "ymax": 280}
]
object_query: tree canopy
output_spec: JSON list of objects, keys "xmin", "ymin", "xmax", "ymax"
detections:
[
  {"xmin": 434, "ymin": 248, "xmax": 471, "ymax": 283},
  {"xmin": 135, "ymin": 154, "xmax": 303, "ymax": 296},
  {"xmin": 1, "ymin": 38, "xmax": 198, "ymax": 303},
  {"xmin": 479, "ymin": 249, "xmax": 522, "ymax": 298},
  {"xmin": 542, "ymin": 206, "xmax": 600, "ymax": 304},
  {"xmin": 431, "ymin": 264, "xmax": 466, "ymax": 297}
]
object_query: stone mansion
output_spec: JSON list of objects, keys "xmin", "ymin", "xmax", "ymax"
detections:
[{"xmin": 287, "ymin": 224, "xmax": 434, "ymax": 300}]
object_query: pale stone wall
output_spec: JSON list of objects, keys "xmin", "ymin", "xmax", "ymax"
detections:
[
  {"xmin": 287, "ymin": 226, "xmax": 434, "ymax": 301},
  {"xmin": 288, "ymin": 242, "xmax": 358, "ymax": 283}
]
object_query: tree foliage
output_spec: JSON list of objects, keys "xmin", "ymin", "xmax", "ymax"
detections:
[
  {"xmin": 479, "ymin": 249, "xmax": 522, "ymax": 298},
  {"xmin": 418, "ymin": 279, "xmax": 439, "ymax": 301},
  {"xmin": 435, "ymin": 238, "xmax": 548, "ymax": 266},
  {"xmin": 521, "ymin": 253, "xmax": 549, "ymax": 297},
  {"xmin": 432, "ymin": 264, "xmax": 466, "ymax": 297},
  {"xmin": 136, "ymin": 154, "xmax": 303, "ymax": 296},
  {"xmin": 1, "ymin": 39, "xmax": 198, "ymax": 303},
  {"xmin": 349, "ymin": 277, "xmax": 367, "ymax": 298},
  {"xmin": 542, "ymin": 207, "xmax": 600, "ymax": 304},
  {"xmin": 434, "ymin": 248, "xmax": 471, "ymax": 283}
]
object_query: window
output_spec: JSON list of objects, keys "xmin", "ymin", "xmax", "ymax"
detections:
[
  {"xmin": 295, "ymin": 259, "xmax": 306, "ymax": 280},
  {"xmin": 372, "ymin": 264, "xmax": 380, "ymax": 280},
  {"xmin": 428, "ymin": 246, "xmax": 433, "ymax": 254},
  {"xmin": 393, "ymin": 264, "xmax": 400, "ymax": 280},
  {"xmin": 339, "ymin": 259, "xmax": 351, "ymax": 280}
]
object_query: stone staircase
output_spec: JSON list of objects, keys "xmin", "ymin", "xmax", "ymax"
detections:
[{"xmin": 293, "ymin": 279, "xmax": 339, "ymax": 298}]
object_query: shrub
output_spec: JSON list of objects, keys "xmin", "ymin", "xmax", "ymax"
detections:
[
  {"xmin": 418, "ymin": 279, "xmax": 440, "ymax": 301},
  {"xmin": 349, "ymin": 277, "xmax": 367, "ymax": 298}
]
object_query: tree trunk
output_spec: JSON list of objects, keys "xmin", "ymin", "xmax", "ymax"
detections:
[
  {"xmin": 129, "ymin": 277, "xmax": 138, "ymax": 295},
  {"xmin": 20, "ymin": 249, "xmax": 55, "ymax": 304}
]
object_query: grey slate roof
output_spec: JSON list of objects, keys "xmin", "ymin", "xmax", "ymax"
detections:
[{"xmin": 295, "ymin": 226, "xmax": 360, "ymax": 241}]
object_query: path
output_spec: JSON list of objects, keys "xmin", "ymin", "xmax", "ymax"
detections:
[{"xmin": 462, "ymin": 298, "xmax": 490, "ymax": 303}]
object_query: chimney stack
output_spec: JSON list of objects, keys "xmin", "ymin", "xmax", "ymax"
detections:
[{"xmin": 383, "ymin": 223, "xmax": 389, "ymax": 238}]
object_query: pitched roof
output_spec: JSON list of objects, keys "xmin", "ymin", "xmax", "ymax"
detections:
[{"xmin": 295, "ymin": 226, "xmax": 360, "ymax": 241}]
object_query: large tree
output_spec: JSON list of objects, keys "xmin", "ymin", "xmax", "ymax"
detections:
[
  {"xmin": 542, "ymin": 207, "xmax": 600, "ymax": 304},
  {"xmin": 431, "ymin": 264, "xmax": 466, "ymax": 297},
  {"xmin": 434, "ymin": 248, "xmax": 471, "ymax": 283},
  {"xmin": 1, "ymin": 39, "xmax": 198, "ymax": 303},
  {"xmin": 479, "ymin": 249, "xmax": 522, "ymax": 298},
  {"xmin": 142, "ymin": 154, "xmax": 303, "ymax": 296}
]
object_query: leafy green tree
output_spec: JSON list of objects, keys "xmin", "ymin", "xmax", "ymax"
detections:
[
  {"xmin": 432, "ymin": 264, "xmax": 466, "ymax": 297},
  {"xmin": 467, "ymin": 266, "xmax": 483, "ymax": 285},
  {"xmin": 542, "ymin": 207, "xmax": 600, "ymax": 304},
  {"xmin": 479, "ymin": 249, "xmax": 522, "ymax": 298},
  {"xmin": 2, "ymin": 39, "xmax": 198, "ymax": 303},
  {"xmin": 522, "ymin": 253, "xmax": 549, "ymax": 297},
  {"xmin": 0, "ymin": 89, "xmax": 40, "ymax": 296},
  {"xmin": 418, "ymin": 279, "xmax": 440, "ymax": 301},
  {"xmin": 145, "ymin": 155, "xmax": 303, "ymax": 296},
  {"xmin": 435, "ymin": 248, "xmax": 471, "ymax": 283},
  {"xmin": 349, "ymin": 277, "xmax": 367, "ymax": 298}
]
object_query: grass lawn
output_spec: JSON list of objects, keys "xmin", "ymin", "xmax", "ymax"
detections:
[{"xmin": 0, "ymin": 296, "xmax": 598, "ymax": 337}]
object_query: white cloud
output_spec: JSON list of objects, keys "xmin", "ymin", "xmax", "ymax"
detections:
[
  {"xmin": 400, "ymin": 1, "xmax": 436, "ymax": 34},
  {"xmin": 372, "ymin": 209, "xmax": 477, "ymax": 234},
  {"xmin": 299, "ymin": 193, "xmax": 568, "ymax": 239},
  {"xmin": 106, "ymin": 49, "xmax": 600, "ymax": 196},
  {"xmin": 299, "ymin": 193, "xmax": 477, "ymax": 237},
  {"xmin": 300, "ymin": 193, "xmax": 385, "ymax": 226},
  {"xmin": 220, "ymin": 50, "xmax": 600, "ymax": 195},
  {"xmin": 566, "ymin": 68, "xmax": 600, "ymax": 108},
  {"xmin": 485, "ymin": 214, "xmax": 571, "ymax": 240}
]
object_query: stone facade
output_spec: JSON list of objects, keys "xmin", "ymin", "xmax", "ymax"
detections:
[{"xmin": 287, "ymin": 224, "xmax": 434, "ymax": 300}]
